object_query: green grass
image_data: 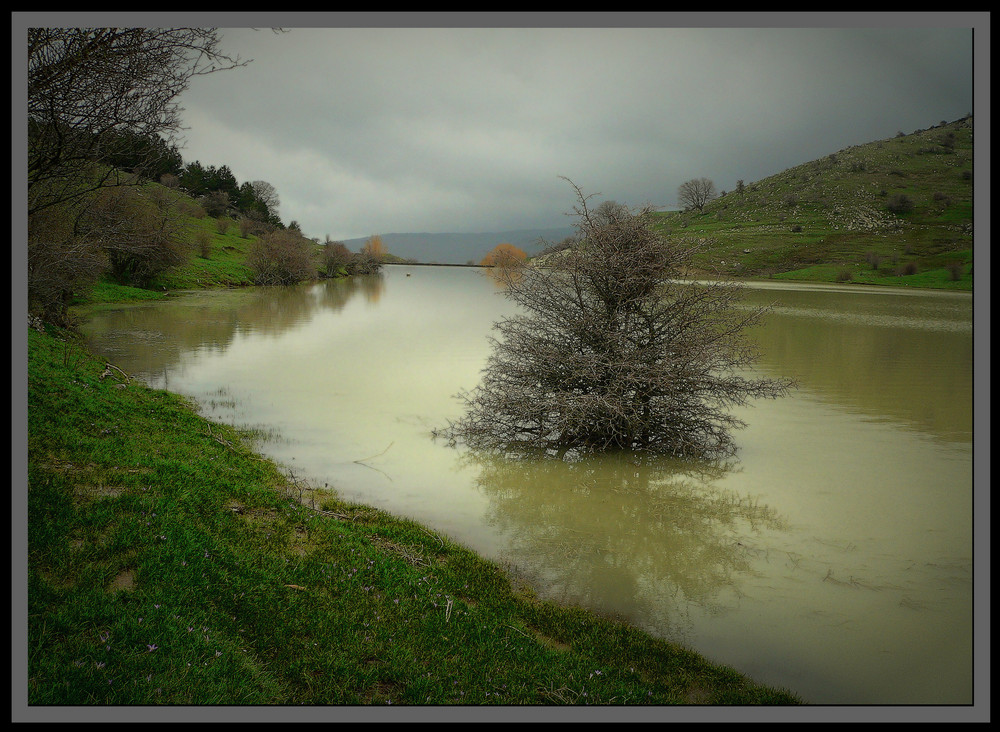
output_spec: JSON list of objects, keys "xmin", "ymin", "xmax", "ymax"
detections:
[
  {"xmin": 151, "ymin": 216, "xmax": 257, "ymax": 290},
  {"xmin": 771, "ymin": 255, "xmax": 972, "ymax": 291},
  {"xmin": 650, "ymin": 116, "xmax": 974, "ymax": 289},
  {"xmin": 25, "ymin": 325, "xmax": 801, "ymax": 706}
]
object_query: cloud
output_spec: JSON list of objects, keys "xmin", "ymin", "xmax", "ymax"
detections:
[{"xmin": 172, "ymin": 23, "xmax": 975, "ymax": 241}]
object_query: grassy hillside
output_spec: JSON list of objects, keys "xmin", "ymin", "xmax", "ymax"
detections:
[
  {"xmin": 651, "ymin": 116, "xmax": 974, "ymax": 290},
  {"xmin": 70, "ymin": 187, "xmax": 258, "ymax": 313}
]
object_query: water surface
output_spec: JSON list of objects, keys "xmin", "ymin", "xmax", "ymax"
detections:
[{"xmin": 79, "ymin": 265, "xmax": 975, "ymax": 705}]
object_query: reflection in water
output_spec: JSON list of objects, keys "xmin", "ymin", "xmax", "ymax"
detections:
[
  {"xmin": 464, "ymin": 450, "xmax": 786, "ymax": 638},
  {"xmin": 77, "ymin": 266, "xmax": 974, "ymax": 705},
  {"xmin": 480, "ymin": 263, "xmax": 525, "ymax": 289},
  {"xmin": 81, "ymin": 275, "xmax": 386, "ymax": 388}
]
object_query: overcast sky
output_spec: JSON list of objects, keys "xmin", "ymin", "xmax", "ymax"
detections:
[{"xmin": 34, "ymin": 14, "xmax": 983, "ymax": 242}]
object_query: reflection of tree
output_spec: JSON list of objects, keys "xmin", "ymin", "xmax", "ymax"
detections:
[
  {"xmin": 237, "ymin": 282, "xmax": 331, "ymax": 333},
  {"xmin": 354, "ymin": 273, "xmax": 386, "ymax": 304},
  {"xmin": 462, "ymin": 450, "xmax": 786, "ymax": 634},
  {"xmin": 81, "ymin": 277, "xmax": 381, "ymax": 382},
  {"xmin": 316, "ymin": 274, "xmax": 384, "ymax": 309},
  {"xmin": 480, "ymin": 263, "xmax": 524, "ymax": 290}
]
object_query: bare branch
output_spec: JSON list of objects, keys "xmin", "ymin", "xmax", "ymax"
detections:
[
  {"xmin": 27, "ymin": 27, "xmax": 248, "ymax": 215},
  {"xmin": 439, "ymin": 181, "xmax": 795, "ymax": 460}
]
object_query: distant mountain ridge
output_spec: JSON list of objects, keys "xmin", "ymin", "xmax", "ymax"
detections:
[{"xmin": 340, "ymin": 227, "xmax": 576, "ymax": 265}]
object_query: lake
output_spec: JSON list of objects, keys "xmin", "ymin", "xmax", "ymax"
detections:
[{"xmin": 79, "ymin": 264, "xmax": 976, "ymax": 705}]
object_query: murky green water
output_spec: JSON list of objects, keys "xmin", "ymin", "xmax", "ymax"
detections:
[{"xmin": 79, "ymin": 266, "xmax": 975, "ymax": 704}]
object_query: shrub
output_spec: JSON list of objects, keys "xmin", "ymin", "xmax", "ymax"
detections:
[
  {"xmin": 865, "ymin": 251, "xmax": 883, "ymax": 270},
  {"xmin": 27, "ymin": 203, "xmax": 106, "ymax": 324},
  {"xmin": 199, "ymin": 190, "xmax": 230, "ymax": 218},
  {"xmin": 362, "ymin": 234, "xmax": 386, "ymax": 259},
  {"xmin": 885, "ymin": 193, "xmax": 914, "ymax": 214},
  {"xmin": 83, "ymin": 187, "xmax": 189, "ymax": 288},
  {"xmin": 216, "ymin": 217, "xmax": 231, "ymax": 235},
  {"xmin": 246, "ymin": 229, "xmax": 317, "ymax": 285},
  {"xmin": 321, "ymin": 241, "xmax": 353, "ymax": 277},
  {"xmin": 238, "ymin": 215, "xmax": 271, "ymax": 239},
  {"xmin": 438, "ymin": 181, "xmax": 794, "ymax": 459},
  {"xmin": 932, "ymin": 191, "xmax": 951, "ymax": 208},
  {"xmin": 180, "ymin": 199, "xmax": 206, "ymax": 219},
  {"xmin": 149, "ymin": 186, "xmax": 175, "ymax": 212},
  {"xmin": 195, "ymin": 229, "xmax": 212, "ymax": 259},
  {"xmin": 480, "ymin": 243, "xmax": 528, "ymax": 268},
  {"xmin": 345, "ymin": 250, "xmax": 382, "ymax": 276}
]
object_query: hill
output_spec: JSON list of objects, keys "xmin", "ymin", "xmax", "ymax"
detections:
[
  {"xmin": 340, "ymin": 228, "xmax": 576, "ymax": 265},
  {"xmin": 649, "ymin": 115, "xmax": 974, "ymax": 289}
]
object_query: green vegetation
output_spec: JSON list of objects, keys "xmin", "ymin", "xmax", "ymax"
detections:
[
  {"xmin": 26, "ymin": 324, "xmax": 800, "ymax": 705},
  {"xmin": 154, "ymin": 209, "xmax": 260, "ymax": 290},
  {"xmin": 48, "ymin": 181, "xmax": 394, "ymax": 319},
  {"xmin": 652, "ymin": 116, "xmax": 974, "ymax": 291}
]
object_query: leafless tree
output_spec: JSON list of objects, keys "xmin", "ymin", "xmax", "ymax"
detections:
[
  {"xmin": 27, "ymin": 204, "xmax": 106, "ymax": 323},
  {"xmin": 246, "ymin": 229, "xmax": 317, "ymax": 286},
  {"xmin": 677, "ymin": 177, "xmax": 717, "ymax": 212},
  {"xmin": 321, "ymin": 240, "xmax": 353, "ymax": 277},
  {"xmin": 80, "ymin": 185, "xmax": 189, "ymax": 287},
  {"xmin": 437, "ymin": 180, "xmax": 794, "ymax": 460},
  {"xmin": 27, "ymin": 27, "xmax": 247, "ymax": 216},
  {"xmin": 249, "ymin": 180, "xmax": 280, "ymax": 218}
]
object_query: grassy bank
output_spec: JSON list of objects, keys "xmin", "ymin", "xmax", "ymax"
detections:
[{"xmin": 25, "ymin": 323, "xmax": 801, "ymax": 707}]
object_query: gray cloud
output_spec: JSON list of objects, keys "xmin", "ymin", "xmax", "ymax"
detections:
[{"xmin": 173, "ymin": 22, "xmax": 975, "ymax": 241}]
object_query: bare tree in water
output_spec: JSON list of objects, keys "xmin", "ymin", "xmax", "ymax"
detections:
[{"xmin": 437, "ymin": 180, "xmax": 794, "ymax": 460}]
